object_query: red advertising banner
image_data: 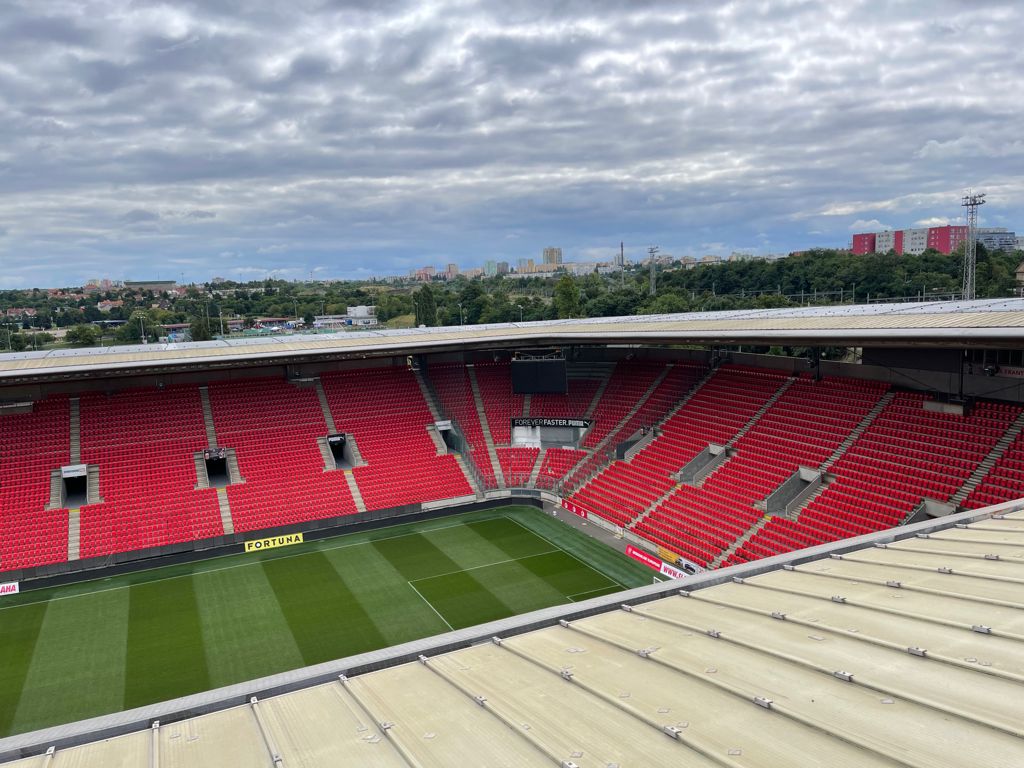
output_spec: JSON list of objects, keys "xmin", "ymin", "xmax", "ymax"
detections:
[
  {"xmin": 561, "ymin": 500, "xmax": 588, "ymax": 519},
  {"xmin": 625, "ymin": 545, "xmax": 688, "ymax": 580},
  {"xmin": 625, "ymin": 544, "xmax": 663, "ymax": 570}
]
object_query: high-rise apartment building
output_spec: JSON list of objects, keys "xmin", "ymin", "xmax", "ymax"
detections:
[
  {"xmin": 851, "ymin": 225, "xmax": 967, "ymax": 255},
  {"xmin": 542, "ymin": 247, "xmax": 563, "ymax": 265}
]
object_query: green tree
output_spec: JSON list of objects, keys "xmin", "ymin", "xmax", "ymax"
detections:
[
  {"xmin": 116, "ymin": 311, "xmax": 155, "ymax": 343},
  {"xmin": 414, "ymin": 285, "xmax": 438, "ymax": 327},
  {"xmin": 553, "ymin": 275, "xmax": 581, "ymax": 318},
  {"xmin": 65, "ymin": 324, "xmax": 101, "ymax": 346},
  {"xmin": 190, "ymin": 316, "xmax": 213, "ymax": 341}
]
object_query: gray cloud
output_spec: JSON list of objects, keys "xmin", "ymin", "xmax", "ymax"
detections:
[{"xmin": 0, "ymin": 0, "xmax": 1022, "ymax": 287}]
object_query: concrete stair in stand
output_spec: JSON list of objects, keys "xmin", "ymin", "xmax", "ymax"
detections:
[
  {"xmin": 344, "ymin": 471, "xmax": 368, "ymax": 513},
  {"xmin": 820, "ymin": 390, "xmax": 895, "ymax": 471},
  {"xmin": 467, "ymin": 365, "xmax": 505, "ymax": 488},
  {"xmin": 316, "ymin": 437, "xmax": 337, "ymax": 471},
  {"xmin": 952, "ymin": 409, "xmax": 1024, "ymax": 505},
  {"xmin": 455, "ymin": 454, "xmax": 486, "ymax": 499},
  {"xmin": 314, "ymin": 379, "xmax": 338, "ymax": 433},
  {"xmin": 69, "ymin": 397, "xmax": 81, "ymax": 463},
  {"xmin": 527, "ymin": 448, "xmax": 546, "ymax": 487},
  {"xmin": 216, "ymin": 488, "xmax": 235, "ymax": 535},
  {"xmin": 199, "ymin": 386, "xmax": 218, "ymax": 447},
  {"xmin": 709, "ymin": 516, "xmax": 769, "ymax": 569},
  {"xmin": 46, "ymin": 469, "xmax": 64, "ymax": 510},
  {"xmin": 86, "ymin": 465, "xmax": 103, "ymax": 504},
  {"xmin": 194, "ymin": 453, "xmax": 210, "ymax": 489},
  {"xmin": 67, "ymin": 510, "xmax": 81, "ymax": 561}
]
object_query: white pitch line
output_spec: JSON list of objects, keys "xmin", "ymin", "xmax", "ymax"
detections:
[
  {"xmin": 408, "ymin": 549, "xmax": 562, "ymax": 585},
  {"xmin": 504, "ymin": 516, "xmax": 627, "ymax": 591},
  {"xmin": 407, "ymin": 581, "xmax": 454, "ymax": 632},
  {"xmin": 0, "ymin": 515, "xmax": 512, "ymax": 613},
  {"xmin": 566, "ymin": 585, "xmax": 619, "ymax": 602}
]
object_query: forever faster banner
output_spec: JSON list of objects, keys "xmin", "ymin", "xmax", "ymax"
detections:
[{"xmin": 244, "ymin": 533, "xmax": 304, "ymax": 553}]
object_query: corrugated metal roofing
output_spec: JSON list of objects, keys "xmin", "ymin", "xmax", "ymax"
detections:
[
  {"xmin": 6, "ymin": 507, "xmax": 1022, "ymax": 767},
  {"xmin": 4, "ymin": 298, "xmax": 1024, "ymax": 381}
]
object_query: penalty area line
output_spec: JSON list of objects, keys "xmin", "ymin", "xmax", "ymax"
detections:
[{"xmin": 407, "ymin": 580, "xmax": 454, "ymax": 632}]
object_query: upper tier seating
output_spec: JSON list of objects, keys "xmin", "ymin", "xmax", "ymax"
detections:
[
  {"xmin": 636, "ymin": 374, "xmax": 887, "ymax": 566},
  {"xmin": 429, "ymin": 363, "xmax": 496, "ymax": 487},
  {"xmin": 568, "ymin": 366, "xmax": 789, "ymax": 535},
  {"xmin": 565, "ymin": 362, "xmax": 706, "ymax": 490},
  {"xmin": 79, "ymin": 386, "xmax": 223, "ymax": 558},
  {"xmin": 472, "ymin": 362, "xmax": 525, "ymax": 445},
  {"xmin": 732, "ymin": 394, "xmax": 1022, "ymax": 565},
  {"xmin": 209, "ymin": 378, "xmax": 357, "ymax": 533},
  {"xmin": 963, "ymin": 429, "xmax": 1024, "ymax": 509},
  {"xmin": 580, "ymin": 362, "xmax": 667, "ymax": 449},
  {"xmin": 322, "ymin": 367, "xmax": 473, "ymax": 508},
  {"xmin": 536, "ymin": 447, "xmax": 588, "ymax": 490},
  {"xmin": 496, "ymin": 446, "xmax": 540, "ymax": 487},
  {"xmin": 528, "ymin": 378, "xmax": 600, "ymax": 420},
  {"xmin": 0, "ymin": 396, "xmax": 70, "ymax": 570}
]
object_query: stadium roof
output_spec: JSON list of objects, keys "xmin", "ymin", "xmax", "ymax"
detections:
[
  {"xmin": 3, "ymin": 501, "xmax": 1023, "ymax": 766},
  {"xmin": 3, "ymin": 298, "xmax": 1024, "ymax": 384}
]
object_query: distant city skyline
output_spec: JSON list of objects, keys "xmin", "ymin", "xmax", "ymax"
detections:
[{"xmin": 0, "ymin": 1, "xmax": 1021, "ymax": 288}]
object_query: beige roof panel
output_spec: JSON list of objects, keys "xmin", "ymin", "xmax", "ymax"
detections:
[{"xmin": 6, "ymin": 507, "xmax": 1024, "ymax": 767}]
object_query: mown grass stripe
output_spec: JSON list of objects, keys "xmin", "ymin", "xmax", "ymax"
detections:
[
  {"xmin": 513, "ymin": 549, "xmax": 617, "ymax": 597},
  {"xmin": 193, "ymin": 562, "xmax": 305, "ymax": 689},
  {"xmin": 262, "ymin": 551, "xmax": 388, "ymax": 666},
  {"xmin": 464, "ymin": 517, "xmax": 555, "ymax": 560},
  {"xmin": 372, "ymin": 531, "xmax": 514, "ymax": 628},
  {"xmin": 12, "ymin": 588, "xmax": 129, "ymax": 735},
  {"xmin": 124, "ymin": 578, "xmax": 210, "ymax": 710},
  {"xmin": 322, "ymin": 544, "xmax": 450, "ymax": 646},
  {"xmin": 503, "ymin": 511, "xmax": 653, "ymax": 589},
  {"xmin": 0, "ymin": 601, "xmax": 47, "ymax": 738}
]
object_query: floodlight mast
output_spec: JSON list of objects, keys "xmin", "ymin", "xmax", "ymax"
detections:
[{"xmin": 961, "ymin": 191, "xmax": 986, "ymax": 300}]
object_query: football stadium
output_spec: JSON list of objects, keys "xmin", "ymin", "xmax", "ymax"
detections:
[{"xmin": 2, "ymin": 300, "xmax": 1024, "ymax": 766}]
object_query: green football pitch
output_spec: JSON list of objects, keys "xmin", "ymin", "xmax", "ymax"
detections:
[{"xmin": 0, "ymin": 505, "xmax": 656, "ymax": 738}]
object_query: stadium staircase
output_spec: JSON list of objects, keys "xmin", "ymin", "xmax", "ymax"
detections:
[
  {"xmin": 576, "ymin": 363, "xmax": 615, "ymax": 419},
  {"xmin": 454, "ymin": 454, "xmax": 486, "ymax": 498},
  {"xmin": 563, "ymin": 363, "xmax": 675, "ymax": 488},
  {"xmin": 820, "ymin": 390, "xmax": 895, "ymax": 471},
  {"xmin": 527, "ymin": 449, "xmax": 545, "ymax": 486},
  {"xmin": 193, "ymin": 454, "xmax": 210, "ymax": 489},
  {"xmin": 709, "ymin": 515, "xmax": 769, "ymax": 569},
  {"xmin": 425, "ymin": 363, "xmax": 497, "ymax": 488},
  {"xmin": 78, "ymin": 386, "xmax": 222, "ymax": 559},
  {"xmin": 343, "ymin": 471, "xmax": 368, "ymax": 513},
  {"xmin": 225, "ymin": 448, "xmax": 245, "ymax": 483},
  {"xmin": 0, "ymin": 395, "xmax": 70, "ymax": 571},
  {"xmin": 522, "ymin": 393, "xmax": 531, "ymax": 417},
  {"xmin": 726, "ymin": 392, "xmax": 1022, "ymax": 567},
  {"xmin": 86, "ymin": 465, "xmax": 102, "ymax": 504},
  {"xmin": 46, "ymin": 469, "xmax": 63, "ymax": 510},
  {"xmin": 951, "ymin": 409, "xmax": 1024, "ymax": 505},
  {"xmin": 69, "ymin": 396, "xmax": 81, "ymax": 463},
  {"xmin": 67, "ymin": 510, "xmax": 81, "ymax": 561},
  {"xmin": 466, "ymin": 365, "xmax": 506, "ymax": 487},
  {"xmin": 313, "ymin": 379, "xmax": 338, "ymax": 433},
  {"xmin": 216, "ymin": 488, "xmax": 235, "ymax": 534},
  {"xmin": 322, "ymin": 367, "xmax": 473, "ymax": 509},
  {"xmin": 198, "ymin": 386, "xmax": 218, "ymax": 447},
  {"xmin": 209, "ymin": 378, "xmax": 356, "ymax": 534}
]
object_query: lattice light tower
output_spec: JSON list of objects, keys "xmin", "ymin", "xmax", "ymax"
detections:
[
  {"xmin": 961, "ymin": 190, "xmax": 986, "ymax": 301},
  {"xmin": 648, "ymin": 245, "xmax": 659, "ymax": 296}
]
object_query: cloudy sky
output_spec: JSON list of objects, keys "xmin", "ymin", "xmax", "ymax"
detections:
[{"xmin": 0, "ymin": 1, "xmax": 1021, "ymax": 287}]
